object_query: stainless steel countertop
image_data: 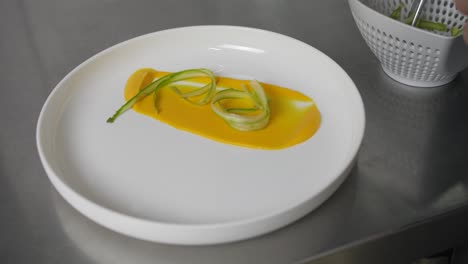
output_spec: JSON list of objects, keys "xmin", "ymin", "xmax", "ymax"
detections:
[{"xmin": 2, "ymin": 0, "xmax": 468, "ymax": 263}]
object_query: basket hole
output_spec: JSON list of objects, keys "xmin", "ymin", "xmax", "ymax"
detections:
[
  {"xmin": 426, "ymin": 47, "xmax": 432, "ymax": 53},
  {"xmin": 435, "ymin": 49, "xmax": 441, "ymax": 55},
  {"xmin": 450, "ymin": 2, "xmax": 454, "ymax": 8},
  {"xmin": 443, "ymin": 1, "xmax": 448, "ymax": 6}
]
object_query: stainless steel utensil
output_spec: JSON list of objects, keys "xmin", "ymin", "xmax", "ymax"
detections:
[{"xmin": 409, "ymin": 0, "xmax": 427, "ymax": 26}]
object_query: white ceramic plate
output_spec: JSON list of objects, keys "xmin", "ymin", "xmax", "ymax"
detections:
[{"xmin": 37, "ymin": 26, "xmax": 365, "ymax": 245}]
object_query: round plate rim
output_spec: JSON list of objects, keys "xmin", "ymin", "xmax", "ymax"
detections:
[{"xmin": 36, "ymin": 25, "xmax": 366, "ymax": 245}]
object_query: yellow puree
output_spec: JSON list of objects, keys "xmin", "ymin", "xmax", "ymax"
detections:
[{"xmin": 124, "ymin": 68, "xmax": 321, "ymax": 150}]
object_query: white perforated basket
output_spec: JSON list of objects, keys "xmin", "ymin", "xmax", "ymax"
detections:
[{"xmin": 349, "ymin": 0, "xmax": 468, "ymax": 87}]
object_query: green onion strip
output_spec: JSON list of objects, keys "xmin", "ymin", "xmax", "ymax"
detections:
[
  {"xmin": 106, "ymin": 68, "xmax": 216, "ymax": 123},
  {"xmin": 210, "ymin": 80, "xmax": 270, "ymax": 131},
  {"xmin": 106, "ymin": 69, "xmax": 271, "ymax": 132}
]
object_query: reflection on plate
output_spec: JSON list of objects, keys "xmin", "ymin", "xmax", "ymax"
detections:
[{"xmin": 37, "ymin": 26, "xmax": 365, "ymax": 245}]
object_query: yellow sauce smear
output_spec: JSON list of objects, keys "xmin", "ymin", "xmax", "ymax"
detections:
[{"xmin": 124, "ymin": 68, "xmax": 321, "ymax": 150}]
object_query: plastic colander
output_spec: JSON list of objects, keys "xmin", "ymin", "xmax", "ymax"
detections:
[{"xmin": 349, "ymin": 0, "xmax": 468, "ymax": 87}]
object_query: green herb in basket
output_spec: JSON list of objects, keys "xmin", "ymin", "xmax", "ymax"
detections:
[
  {"xmin": 389, "ymin": 3, "xmax": 461, "ymax": 36},
  {"xmin": 451, "ymin": 26, "xmax": 463, "ymax": 37},
  {"xmin": 403, "ymin": 13, "xmax": 447, "ymax": 31},
  {"xmin": 390, "ymin": 3, "xmax": 403, "ymax": 20}
]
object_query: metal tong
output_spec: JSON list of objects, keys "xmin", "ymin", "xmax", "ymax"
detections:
[{"xmin": 409, "ymin": 0, "xmax": 427, "ymax": 26}]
